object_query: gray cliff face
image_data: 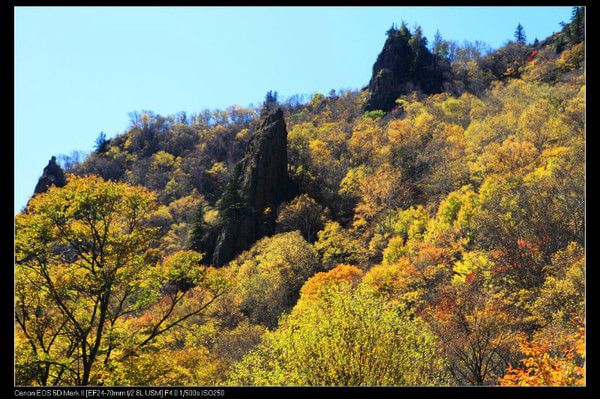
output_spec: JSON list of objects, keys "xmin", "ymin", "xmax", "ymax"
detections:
[
  {"xmin": 33, "ymin": 156, "xmax": 67, "ymax": 195},
  {"xmin": 240, "ymin": 108, "xmax": 291, "ymax": 225},
  {"xmin": 365, "ymin": 68, "xmax": 398, "ymax": 113},
  {"xmin": 212, "ymin": 108, "xmax": 296, "ymax": 266}
]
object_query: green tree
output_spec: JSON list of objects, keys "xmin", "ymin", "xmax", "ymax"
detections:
[
  {"xmin": 188, "ymin": 203, "xmax": 208, "ymax": 252},
  {"xmin": 564, "ymin": 7, "xmax": 585, "ymax": 44},
  {"xmin": 432, "ymin": 30, "xmax": 449, "ymax": 59},
  {"xmin": 263, "ymin": 90, "xmax": 279, "ymax": 113},
  {"xmin": 94, "ymin": 131, "xmax": 109, "ymax": 154},
  {"xmin": 514, "ymin": 23, "xmax": 526, "ymax": 45},
  {"xmin": 217, "ymin": 165, "xmax": 245, "ymax": 223}
]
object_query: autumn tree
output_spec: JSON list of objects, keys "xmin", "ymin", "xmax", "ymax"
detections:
[
  {"xmin": 351, "ymin": 163, "xmax": 407, "ymax": 232},
  {"xmin": 15, "ymin": 176, "xmax": 226, "ymax": 385},
  {"xmin": 526, "ymin": 242, "xmax": 585, "ymax": 357},
  {"xmin": 276, "ymin": 194, "xmax": 328, "ymax": 242},
  {"xmin": 227, "ymin": 266, "xmax": 449, "ymax": 386},
  {"xmin": 361, "ymin": 258, "xmax": 426, "ymax": 310},
  {"xmin": 314, "ymin": 222, "xmax": 368, "ymax": 269},
  {"xmin": 425, "ymin": 283, "xmax": 520, "ymax": 385},
  {"xmin": 230, "ymin": 231, "xmax": 321, "ymax": 327},
  {"xmin": 114, "ymin": 250, "xmax": 227, "ymax": 352},
  {"xmin": 16, "ymin": 176, "xmax": 157, "ymax": 384},
  {"xmin": 499, "ymin": 331, "xmax": 585, "ymax": 386}
]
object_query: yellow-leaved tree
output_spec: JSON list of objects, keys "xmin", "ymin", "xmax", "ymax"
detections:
[
  {"xmin": 226, "ymin": 265, "xmax": 449, "ymax": 386},
  {"xmin": 15, "ymin": 176, "xmax": 226, "ymax": 385}
]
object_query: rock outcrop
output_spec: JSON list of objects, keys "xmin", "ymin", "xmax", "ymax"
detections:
[
  {"xmin": 33, "ymin": 156, "xmax": 67, "ymax": 195},
  {"xmin": 211, "ymin": 108, "xmax": 296, "ymax": 266},
  {"xmin": 363, "ymin": 26, "xmax": 447, "ymax": 112}
]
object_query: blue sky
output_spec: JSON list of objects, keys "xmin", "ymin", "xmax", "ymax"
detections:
[{"xmin": 14, "ymin": 6, "xmax": 573, "ymax": 213}]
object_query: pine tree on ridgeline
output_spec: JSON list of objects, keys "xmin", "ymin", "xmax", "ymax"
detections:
[{"xmin": 515, "ymin": 23, "xmax": 527, "ymax": 45}]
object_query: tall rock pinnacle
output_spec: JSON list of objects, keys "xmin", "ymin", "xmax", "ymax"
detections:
[{"xmin": 212, "ymin": 108, "xmax": 296, "ymax": 266}]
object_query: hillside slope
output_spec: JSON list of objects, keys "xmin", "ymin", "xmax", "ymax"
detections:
[{"xmin": 17, "ymin": 11, "xmax": 585, "ymax": 386}]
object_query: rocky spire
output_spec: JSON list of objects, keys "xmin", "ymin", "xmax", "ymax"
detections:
[
  {"xmin": 363, "ymin": 27, "xmax": 447, "ymax": 112},
  {"xmin": 211, "ymin": 108, "xmax": 296, "ymax": 266},
  {"xmin": 33, "ymin": 156, "xmax": 67, "ymax": 195}
]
